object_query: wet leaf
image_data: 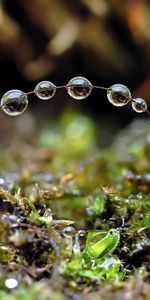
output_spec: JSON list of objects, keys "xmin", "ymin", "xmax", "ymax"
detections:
[{"xmin": 84, "ymin": 229, "xmax": 120, "ymax": 259}]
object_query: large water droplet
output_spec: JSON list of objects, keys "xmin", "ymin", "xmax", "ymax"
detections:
[
  {"xmin": 34, "ymin": 81, "xmax": 56, "ymax": 100},
  {"xmin": 107, "ymin": 84, "xmax": 131, "ymax": 107},
  {"xmin": 67, "ymin": 76, "xmax": 92, "ymax": 100},
  {"xmin": 1, "ymin": 90, "xmax": 28, "ymax": 116}
]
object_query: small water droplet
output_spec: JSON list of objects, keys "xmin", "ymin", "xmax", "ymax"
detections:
[
  {"xmin": 62, "ymin": 226, "xmax": 75, "ymax": 238},
  {"xmin": 78, "ymin": 230, "xmax": 86, "ymax": 237},
  {"xmin": 5, "ymin": 278, "xmax": 18, "ymax": 289},
  {"xmin": 86, "ymin": 207, "xmax": 94, "ymax": 216},
  {"xmin": 131, "ymin": 98, "xmax": 147, "ymax": 113}
]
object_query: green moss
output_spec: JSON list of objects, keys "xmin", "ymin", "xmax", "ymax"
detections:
[{"xmin": 0, "ymin": 112, "xmax": 149, "ymax": 299}]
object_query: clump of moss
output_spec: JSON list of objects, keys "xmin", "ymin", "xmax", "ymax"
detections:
[{"xmin": 0, "ymin": 112, "xmax": 149, "ymax": 299}]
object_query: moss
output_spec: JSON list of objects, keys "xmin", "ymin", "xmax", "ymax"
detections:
[{"xmin": 0, "ymin": 112, "xmax": 149, "ymax": 299}]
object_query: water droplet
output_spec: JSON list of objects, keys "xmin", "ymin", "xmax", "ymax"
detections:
[
  {"xmin": 5, "ymin": 278, "xmax": 18, "ymax": 289},
  {"xmin": 107, "ymin": 84, "xmax": 131, "ymax": 106},
  {"xmin": 86, "ymin": 206, "xmax": 94, "ymax": 216},
  {"xmin": 1, "ymin": 90, "xmax": 28, "ymax": 116},
  {"xmin": 73, "ymin": 233, "xmax": 80, "ymax": 255},
  {"xmin": 131, "ymin": 98, "xmax": 147, "ymax": 113},
  {"xmin": 78, "ymin": 230, "xmax": 86, "ymax": 237},
  {"xmin": 0, "ymin": 178, "xmax": 5, "ymax": 185},
  {"xmin": 100, "ymin": 256, "xmax": 118, "ymax": 269},
  {"xmin": 67, "ymin": 76, "xmax": 92, "ymax": 100},
  {"xmin": 62, "ymin": 226, "xmax": 75, "ymax": 238},
  {"xmin": 35, "ymin": 81, "xmax": 56, "ymax": 100}
]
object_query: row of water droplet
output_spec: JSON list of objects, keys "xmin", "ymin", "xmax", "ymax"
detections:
[{"xmin": 0, "ymin": 76, "xmax": 148, "ymax": 116}]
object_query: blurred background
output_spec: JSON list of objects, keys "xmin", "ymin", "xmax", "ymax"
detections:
[{"xmin": 0, "ymin": 0, "xmax": 150, "ymax": 147}]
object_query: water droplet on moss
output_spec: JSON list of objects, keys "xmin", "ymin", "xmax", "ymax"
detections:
[
  {"xmin": 62, "ymin": 226, "xmax": 75, "ymax": 238},
  {"xmin": 5, "ymin": 278, "xmax": 18, "ymax": 289}
]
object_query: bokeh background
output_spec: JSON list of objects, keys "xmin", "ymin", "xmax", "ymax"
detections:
[{"xmin": 0, "ymin": 0, "xmax": 150, "ymax": 146}]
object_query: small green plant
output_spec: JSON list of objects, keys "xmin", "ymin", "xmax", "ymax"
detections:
[{"xmin": 64, "ymin": 229, "xmax": 125, "ymax": 281}]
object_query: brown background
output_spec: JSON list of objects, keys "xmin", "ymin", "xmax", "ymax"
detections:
[{"xmin": 0, "ymin": 0, "xmax": 150, "ymax": 128}]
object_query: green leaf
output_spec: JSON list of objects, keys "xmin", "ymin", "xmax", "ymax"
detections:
[
  {"xmin": 84, "ymin": 229, "xmax": 120, "ymax": 259},
  {"xmin": 143, "ymin": 216, "xmax": 150, "ymax": 227},
  {"xmin": 90, "ymin": 195, "xmax": 105, "ymax": 215},
  {"xmin": 64, "ymin": 257, "xmax": 82, "ymax": 277}
]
